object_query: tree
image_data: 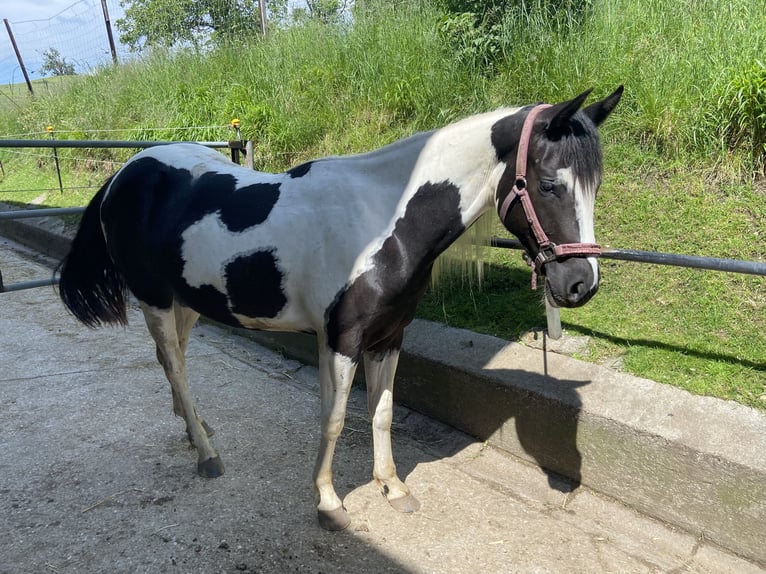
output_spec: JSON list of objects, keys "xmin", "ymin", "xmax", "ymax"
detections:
[
  {"xmin": 303, "ymin": 0, "xmax": 348, "ymax": 23},
  {"xmin": 39, "ymin": 48, "xmax": 75, "ymax": 77},
  {"xmin": 116, "ymin": 0, "xmax": 287, "ymax": 52}
]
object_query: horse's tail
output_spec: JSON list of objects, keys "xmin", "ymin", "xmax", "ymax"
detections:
[{"xmin": 57, "ymin": 176, "xmax": 129, "ymax": 327}]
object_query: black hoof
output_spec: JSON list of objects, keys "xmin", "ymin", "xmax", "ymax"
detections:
[
  {"xmin": 317, "ymin": 507, "xmax": 351, "ymax": 531},
  {"xmin": 198, "ymin": 456, "xmax": 225, "ymax": 478}
]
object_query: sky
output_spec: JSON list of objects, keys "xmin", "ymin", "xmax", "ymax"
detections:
[
  {"xmin": 1, "ymin": 0, "xmax": 128, "ymax": 86},
  {"xmin": 2, "ymin": 0, "xmax": 90, "ymax": 22}
]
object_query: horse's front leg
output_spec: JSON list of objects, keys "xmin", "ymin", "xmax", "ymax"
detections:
[
  {"xmin": 363, "ymin": 348, "xmax": 420, "ymax": 513},
  {"xmin": 140, "ymin": 302, "xmax": 224, "ymax": 479},
  {"xmin": 313, "ymin": 345, "xmax": 358, "ymax": 531}
]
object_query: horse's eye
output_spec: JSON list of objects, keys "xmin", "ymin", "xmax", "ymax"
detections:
[{"xmin": 540, "ymin": 180, "xmax": 555, "ymax": 194}]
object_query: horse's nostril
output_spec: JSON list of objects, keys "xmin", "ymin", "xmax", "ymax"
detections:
[{"xmin": 570, "ymin": 281, "xmax": 586, "ymax": 299}]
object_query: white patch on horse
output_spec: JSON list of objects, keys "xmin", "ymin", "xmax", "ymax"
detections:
[
  {"xmin": 181, "ymin": 212, "xmax": 238, "ymax": 294},
  {"xmin": 176, "ymin": 135, "xmax": 434, "ymax": 332},
  {"xmin": 413, "ymin": 108, "xmax": 522, "ymax": 227},
  {"xmin": 346, "ymin": 109, "xmax": 521, "ymax": 284},
  {"xmin": 559, "ymin": 166, "xmax": 600, "ymax": 290}
]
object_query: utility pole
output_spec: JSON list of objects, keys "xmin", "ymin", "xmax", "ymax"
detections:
[
  {"xmin": 100, "ymin": 0, "xmax": 119, "ymax": 64},
  {"xmin": 258, "ymin": 0, "xmax": 267, "ymax": 36},
  {"xmin": 3, "ymin": 19, "xmax": 34, "ymax": 95}
]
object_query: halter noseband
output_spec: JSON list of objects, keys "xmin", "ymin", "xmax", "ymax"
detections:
[{"xmin": 497, "ymin": 104, "xmax": 601, "ymax": 289}]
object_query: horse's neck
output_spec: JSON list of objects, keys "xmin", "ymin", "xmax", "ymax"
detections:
[
  {"xmin": 348, "ymin": 110, "xmax": 513, "ymax": 279},
  {"xmin": 316, "ymin": 109, "xmax": 513, "ymax": 233},
  {"xmin": 403, "ymin": 109, "xmax": 514, "ymax": 230}
]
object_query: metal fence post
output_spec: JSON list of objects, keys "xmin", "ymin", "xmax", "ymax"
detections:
[{"xmin": 47, "ymin": 126, "xmax": 64, "ymax": 194}]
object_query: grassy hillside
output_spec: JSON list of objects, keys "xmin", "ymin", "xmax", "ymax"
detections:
[{"xmin": 0, "ymin": 0, "xmax": 763, "ymax": 408}]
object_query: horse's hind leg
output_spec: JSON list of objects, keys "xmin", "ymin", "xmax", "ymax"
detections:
[
  {"xmin": 166, "ymin": 303, "xmax": 215, "ymax": 440},
  {"xmin": 140, "ymin": 301, "xmax": 224, "ymax": 478},
  {"xmin": 363, "ymin": 348, "xmax": 420, "ymax": 513}
]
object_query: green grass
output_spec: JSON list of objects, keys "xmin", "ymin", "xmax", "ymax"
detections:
[
  {"xmin": 490, "ymin": 0, "xmax": 766, "ymax": 174},
  {"xmin": 0, "ymin": 0, "xmax": 764, "ymax": 409}
]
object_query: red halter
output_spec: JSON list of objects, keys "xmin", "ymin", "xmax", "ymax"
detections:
[{"xmin": 497, "ymin": 104, "xmax": 601, "ymax": 289}]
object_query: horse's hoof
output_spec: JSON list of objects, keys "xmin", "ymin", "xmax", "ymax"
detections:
[
  {"xmin": 317, "ymin": 507, "xmax": 351, "ymax": 531},
  {"xmin": 388, "ymin": 493, "xmax": 420, "ymax": 514},
  {"xmin": 201, "ymin": 420, "xmax": 215, "ymax": 437},
  {"xmin": 197, "ymin": 456, "xmax": 225, "ymax": 478}
]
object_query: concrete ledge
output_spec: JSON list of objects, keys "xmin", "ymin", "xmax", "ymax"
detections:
[
  {"xmin": 0, "ymin": 212, "xmax": 73, "ymax": 261},
  {"xmin": 3, "ymin": 213, "xmax": 765, "ymax": 565}
]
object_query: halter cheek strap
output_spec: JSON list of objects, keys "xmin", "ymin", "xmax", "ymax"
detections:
[{"xmin": 498, "ymin": 104, "xmax": 601, "ymax": 289}]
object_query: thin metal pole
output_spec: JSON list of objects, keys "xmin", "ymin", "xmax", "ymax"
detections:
[
  {"xmin": 600, "ymin": 247, "xmax": 766, "ymax": 276},
  {"xmin": 245, "ymin": 140, "xmax": 254, "ymax": 169},
  {"xmin": 0, "ymin": 277, "xmax": 57, "ymax": 293},
  {"xmin": 100, "ymin": 0, "xmax": 119, "ymax": 65},
  {"xmin": 0, "ymin": 139, "xmax": 230, "ymax": 149},
  {"xmin": 258, "ymin": 0, "xmax": 267, "ymax": 35},
  {"xmin": 545, "ymin": 294, "xmax": 562, "ymax": 340},
  {"xmin": 3, "ymin": 19, "xmax": 34, "ymax": 95},
  {"xmin": 0, "ymin": 207, "xmax": 85, "ymax": 220},
  {"xmin": 47, "ymin": 127, "xmax": 64, "ymax": 193},
  {"xmin": 489, "ymin": 238, "xmax": 766, "ymax": 277}
]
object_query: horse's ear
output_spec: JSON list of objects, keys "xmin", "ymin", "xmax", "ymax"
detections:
[
  {"xmin": 542, "ymin": 88, "xmax": 593, "ymax": 139},
  {"xmin": 582, "ymin": 85, "xmax": 624, "ymax": 126}
]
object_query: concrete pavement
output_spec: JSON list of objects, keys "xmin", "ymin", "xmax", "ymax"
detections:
[{"xmin": 1, "ymin": 238, "xmax": 763, "ymax": 573}]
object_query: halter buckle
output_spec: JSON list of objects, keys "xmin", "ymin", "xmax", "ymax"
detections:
[{"xmin": 531, "ymin": 244, "xmax": 559, "ymax": 278}]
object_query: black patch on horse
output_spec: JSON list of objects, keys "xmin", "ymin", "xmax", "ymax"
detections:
[
  {"xmin": 189, "ymin": 173, "xmax": 280, "ymax": 233},
  {"xmin": 220, "ymin": 182, "xmax": 281, "ymax": 232},
  {"xmin": 225, "ymin": 250, "xmax": 287, "ymax": 319},
  {"xmin": 490, "ymin": 106, "xmax": 532, "ymax": 161},
  {"xmin": 176, "ymin": 283, "xmax": 238, "ymax": 326},
  {"xmin": 286, "ymin": 161, "xmax": 313, "ymax": 178},
  {"xmin": 99, "ymin": 157, "xmax": 285, "ymax": 326},
  {"xmin": 326, "ymin": 180, "xmax": 465, "ymax": 359},
  {"xmin": 109, "ymin": 158, "xmax": 281, "ymax": 234}
]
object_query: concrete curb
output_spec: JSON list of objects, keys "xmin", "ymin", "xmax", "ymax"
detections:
[{"xmin": 2, "ymin": 209, "xmax": 765, "ymax": 565}]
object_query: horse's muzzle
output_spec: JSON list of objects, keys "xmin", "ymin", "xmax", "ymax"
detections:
[{"xmin": 544, "ymin": 257, "xmax": 599, "ymax": 308}]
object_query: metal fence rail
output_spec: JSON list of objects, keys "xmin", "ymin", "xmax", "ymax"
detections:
[
  {"xmin": 0, "ymin": 207, "xmax": 86, "ymax": 220},
  {"xmin": 0, "ymin": 139, "xmax": 231, "ymax": 149},
  {"xmin": 489, "ymin": 238, "xmax": 766, "ymax": 277},
  {"xmin": 0, "ymin": 275, "xmax": 55, "ymax": 293}
]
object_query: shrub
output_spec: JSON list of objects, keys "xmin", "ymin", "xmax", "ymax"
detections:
[{"xmin": 714, "ymin": 60, "xmax": 766, "ymax": 175}]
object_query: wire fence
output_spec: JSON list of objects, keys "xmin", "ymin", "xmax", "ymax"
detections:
[
  {"xmin": 1, "ymin": 0, "xmax": 328, "ymax": 97},
  {"xmin": 1, "ymin": 0, "xmax": 129, "ymax": 89}
]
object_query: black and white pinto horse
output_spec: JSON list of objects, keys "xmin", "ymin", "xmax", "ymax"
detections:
[{"xmin": 58, "ymin": 87, "xmax": 622, "ymax": 530}]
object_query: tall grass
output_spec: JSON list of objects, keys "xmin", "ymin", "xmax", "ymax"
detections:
[
  {"xmin": 7, "ymin": 0, "xmax": 766, "ymax": 174},
  {"xmin": 492, "ymin": 0, "xmax": 766, "ymax": 175},
  {"xmin": 11, "ymin": 2, "xmax": 488, "ymax": 171}
]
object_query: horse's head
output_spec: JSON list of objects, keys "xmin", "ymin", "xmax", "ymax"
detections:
[{"xmin": 492, "ymin": 86, "xmax": 623, "ymax": 308}]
